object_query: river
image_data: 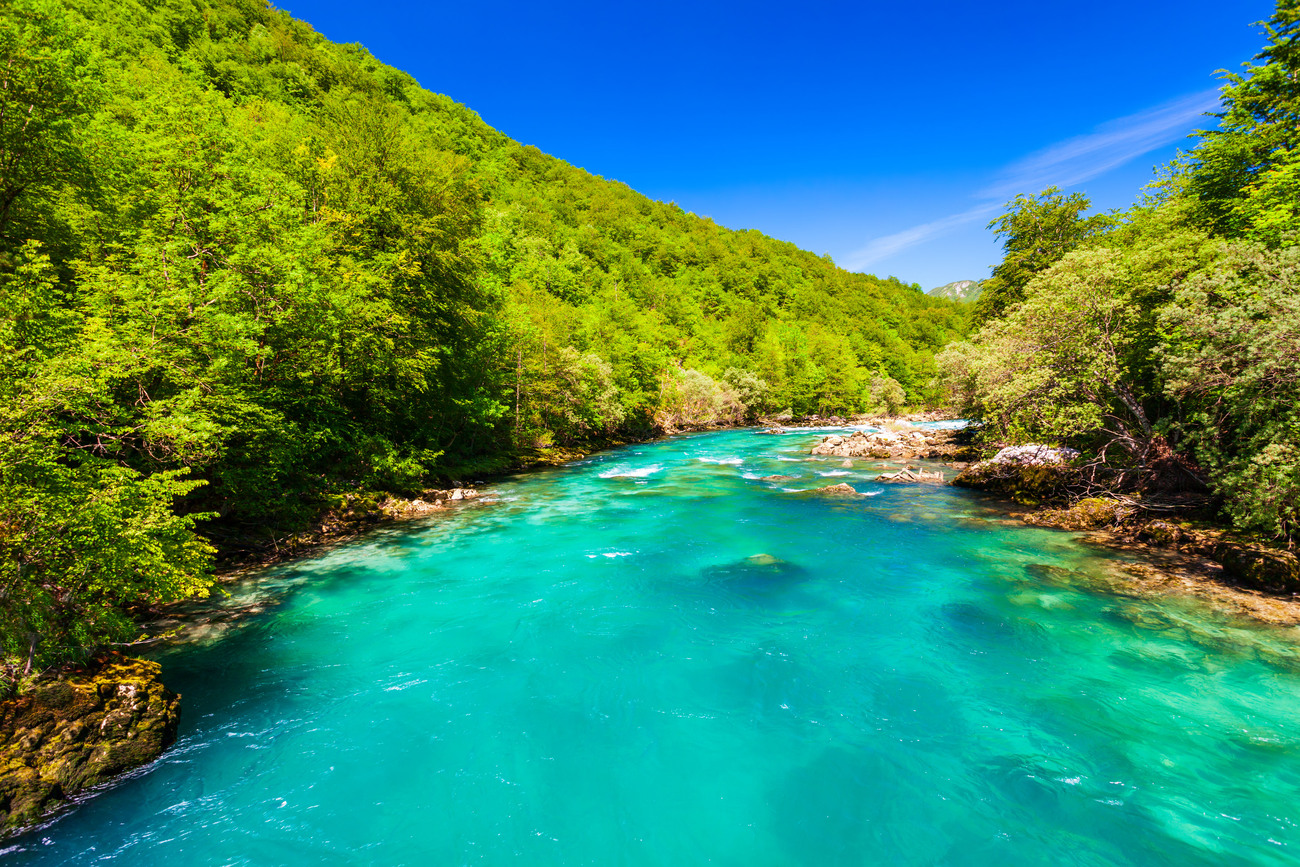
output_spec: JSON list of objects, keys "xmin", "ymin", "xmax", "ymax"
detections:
[{"xmin": 8, "ymin": 427, "xmax": 1300, "ymax": 864}]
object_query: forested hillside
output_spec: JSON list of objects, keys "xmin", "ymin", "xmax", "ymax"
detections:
[
  {"xmin": 0, "ymin": 0, "xmax": 965, "ymax": 685},
  {"xmin": 941, "ymin": 1, "xmax": 1300, "ymax": 546}
]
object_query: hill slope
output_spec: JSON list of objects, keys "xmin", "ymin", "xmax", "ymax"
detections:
[{"xmin": 4, "ymin": 0, "xmax": 967, "ymax": 485}]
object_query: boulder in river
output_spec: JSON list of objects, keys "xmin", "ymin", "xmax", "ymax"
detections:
[
  {"xmin": 814, "ymin": 482, "xmax": 860, "ymax": 495},
  {"xmin": 951, "ymin": 444, "xmax": 1080, "ymax": 505}
]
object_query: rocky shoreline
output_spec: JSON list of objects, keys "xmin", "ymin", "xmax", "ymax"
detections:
[
  {"xmin": 947, "ymin": 443, "xmax": 1300, "ymax": 626},
  {"xmin": 797, "ymin": 426, "xmax": 1300, "ymax": 626}
]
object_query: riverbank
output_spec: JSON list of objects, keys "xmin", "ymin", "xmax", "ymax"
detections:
[{"xmin": 944, "ymin": 445, "xmax": 1300, "ymax": 626}]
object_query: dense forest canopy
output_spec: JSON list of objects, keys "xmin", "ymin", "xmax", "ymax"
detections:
[
  {"xmin": 940, "ymin": 1, "xmax": 1300, "ymax": 545},
  {"xmin": 0, "ymin": 0, "xmax": 968, "ymax": 686}
]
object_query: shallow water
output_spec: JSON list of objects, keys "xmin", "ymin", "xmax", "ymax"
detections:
[{"xmin": 10, "ymin": 429, "xmax": 1300, "ymax": 865}]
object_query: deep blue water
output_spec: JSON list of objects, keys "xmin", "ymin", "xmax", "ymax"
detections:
[{"xmin": 9, "ymin": 428, "xmax": 1300, "ymax": 865}]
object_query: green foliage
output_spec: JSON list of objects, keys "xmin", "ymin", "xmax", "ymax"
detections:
[
  {"xmin": 1161, "ymin": 243, "xmax": 1300, "ymax": 543},
  {"xmin": 972, "ymin": 188, "xmax": 1115, "ymax": 324},
  {"xmin": 944, "ymin": 0, "xmax": 1300, "ymax": 545},
  {"xmin": 657, "ymin": 367, "xmax": 743, "ymax": 429},
  {"xmin": 1232, "ymin": 145, "xmax": 1300, "ymax": 246},
  {"xmin": 868, "ymin": 376, "xmax": 907, "ymax": 415},
  {"xmin": 0, "ymin": 426, "xmax": 214, "ymax": 693},
  {"xmin": 1186, "ymin": 1, "xmax": 1300, "ymax": 238},
  {"xmin": 530, "ymin": 347, "xmax": 625, "ymax": 445},
  {"xmin": 720, "ymin": 368, "xmax": 771, "ymax": 420},
  {"xmin": 943, "ymin": 209, "xmax": 1213, "ymax": 448}
]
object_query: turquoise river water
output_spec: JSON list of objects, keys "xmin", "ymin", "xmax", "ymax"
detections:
[{"xmin": 8, "ymin": 427, "xmax": 1300, "ymax": 865}]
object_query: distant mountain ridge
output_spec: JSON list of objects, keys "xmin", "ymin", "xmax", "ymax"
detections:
[{"xmin": 927, "ymin": 280, "xmax": 984, "ymax": 302}]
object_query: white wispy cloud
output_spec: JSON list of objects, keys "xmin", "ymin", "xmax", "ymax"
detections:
[
  {"xmin": 978, "ymin": 90, "xmax": 1219, "ymax": 200},
  {"xmin": 841, "ymin": 204, "xmax": 999, "ymax": 272},
  {"xmin": 845, "ymin": 90, "xmax": 1219, "ymax": 271}
]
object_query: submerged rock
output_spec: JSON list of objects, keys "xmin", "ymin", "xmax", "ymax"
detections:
[
  {"xmin": 0, "ymin": 657, "xmax": 181, "ymax": 837},
  {"xmin": 761, "ymin": 474, "xmax": 797, "ymax": 482},
  {"xmin": 700, "ymin": 554, "xmax": 809, "ymax": 597}
]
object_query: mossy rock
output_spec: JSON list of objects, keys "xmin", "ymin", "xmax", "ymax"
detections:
[
  {"xmin": 1139, "ymin": 520, "xmax": 1187, "ymax": 546},
  {"xmin": 1213, "ymin": 542, "xmax": 1300, "ymax": 594},
  {"xmin": 812, "ymin": 482, "xmax": 859, "ymax": 496},
  {"xmin": 952, "ymin": 462, "xmax": 1076, "ymax": 506},
  {"xmin": 0, "ymin": 657, "xmax": 180, "ymax": 838},
  {"xmin": 1023, "ymin": 497, "xmax": 1122, "ymax": 530}
]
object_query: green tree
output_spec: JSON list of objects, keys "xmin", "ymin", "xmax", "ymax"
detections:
[
  {"xmin": 869, "ymin": 376, "xmax": 906, "ymax": 415},
  {"xmin": 0, "ymin": 1, "xmax": 91, "ymax": 254},
  {"xmin": 1187, "ymin": 0, "xmax": 1300, "ymax": 238},
  {"xmin": 0, "ymin": 399, "xmax": 214, "ymax": 693},
  {"xmin": 940, "ymin": 216, "xmax": 1211, "ymax": 486},
  {"xmin": 1161, "ymin": 242, "xmax": 1300, "ymax": 544},
  {"xmin": 972, "ymin": 188, "xmax": 1115, "ymax": 323}
]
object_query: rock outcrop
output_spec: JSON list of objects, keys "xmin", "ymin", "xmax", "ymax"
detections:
[
  {"xmin": 1021, "ymin": 499, "xmax": 1300, "ymax": 597},
  {"xmin": 951, "ymin": 445, "xmax": 1080, "ymax": 505},
  {"xmin": 809, "ymin": 427, "xmax": 971, "ymax": 461},
  {"xmin": 380, "ymin": 487, "xmax": 479, "ymax": 519},
  {"xmin": 1021, "ymin": 497, "xmax": 1128, "ymax": 530},
  {"xmin": 1, "ymin": 656, "xmax": 181, "ymax": 837},
  {"xmin": 927, "ymin": 279, "xmax": 984, "ymax": 303},
  {"xmin": 1211, "ymin": 542, "xmax": 1300, "ymax": 594}
]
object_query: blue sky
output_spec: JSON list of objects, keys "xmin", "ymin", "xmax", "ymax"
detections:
[{"xmin": 281, "ymin": 0, "xmax": 1273, "ymax": 288}]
